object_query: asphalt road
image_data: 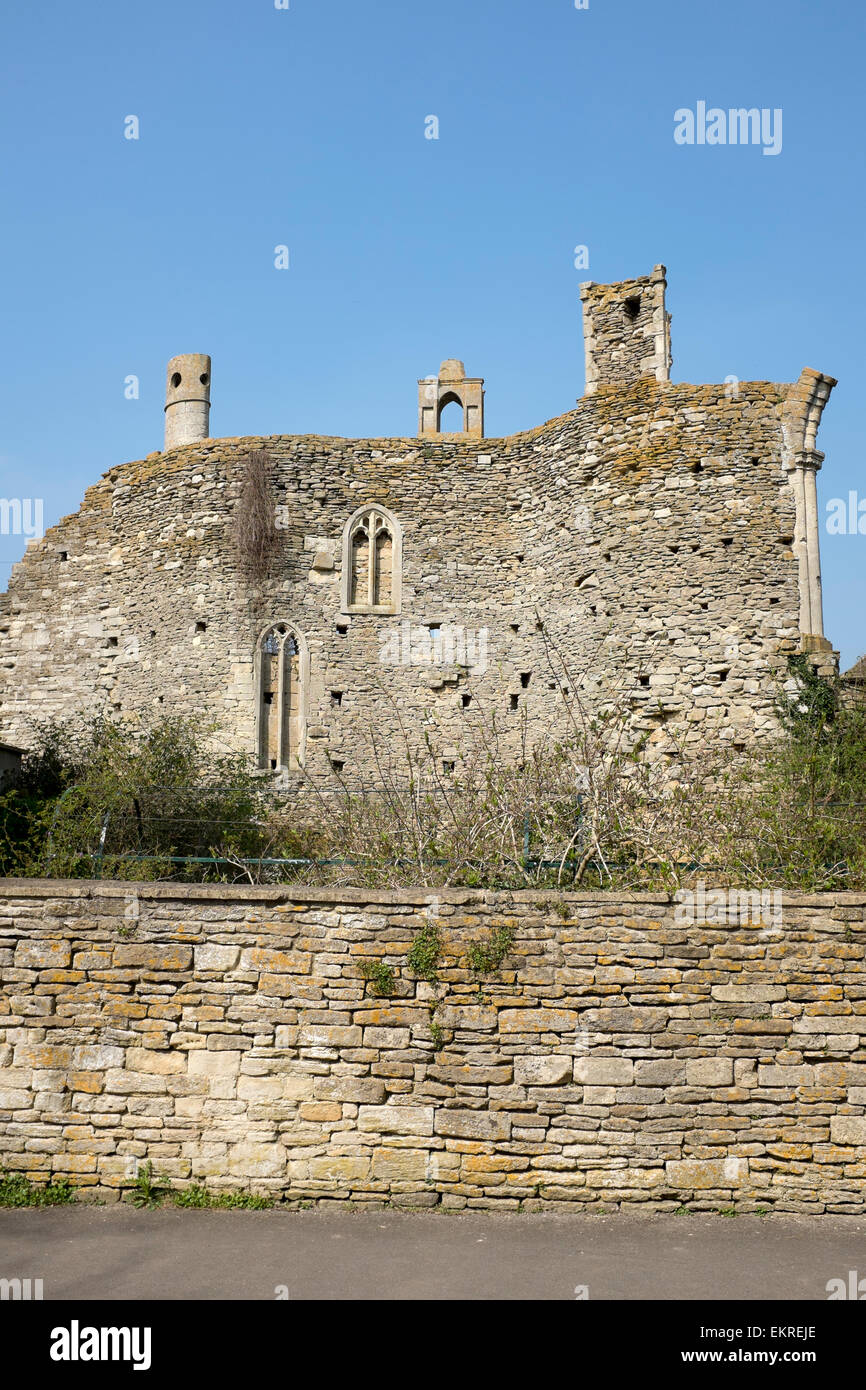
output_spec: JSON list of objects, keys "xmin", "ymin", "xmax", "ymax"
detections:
[{"xmin": 1, "ymin": 1209, "xmax": 865, "ymax": 1300}]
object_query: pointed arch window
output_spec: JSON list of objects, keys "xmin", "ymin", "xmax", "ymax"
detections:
[
  {"xmin": 255, "ymin": 622, "xmax": 308, "ymax": 770},
  {"xmin": 341, "ymin": 505, "xmax": 402, "ymax": 614}
]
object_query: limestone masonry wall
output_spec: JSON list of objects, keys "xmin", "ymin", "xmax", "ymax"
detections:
[{"xmin": 2, "ymin": 880, "xmax": 866, "ymax": 1212}]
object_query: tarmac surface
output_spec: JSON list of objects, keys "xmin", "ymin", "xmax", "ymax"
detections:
[{"xmin": 2, "ymin": 1208, "xmax": 865, "ymax": 1300}]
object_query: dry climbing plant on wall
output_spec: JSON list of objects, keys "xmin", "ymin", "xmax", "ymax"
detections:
[{"xmin": 231, "ymin": 450, "xmax": 284, "ymax": 587}]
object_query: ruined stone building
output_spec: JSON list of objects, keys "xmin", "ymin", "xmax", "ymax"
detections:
[{"xmin": 0, "ymin": 265, "xmax": 844, "ymax": 782}]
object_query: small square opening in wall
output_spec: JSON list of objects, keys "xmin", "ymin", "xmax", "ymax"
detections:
[
  {"xmin": 461, "ymin": 693, "xmax": 472, "ymax": 708},
  {"xmin": 510, "ymin": 694, "xmax": 519, "ymax": 710},
  {"xmin": 510, "ymin": 623, "xmax": 519, "ymax": 633},
  {"xmin": 624, "ymin": 295, "xmax": 641, "ymax": 321},
  {"xmin": 59, "ymin": 551, "xmax": 68, "ymax": 562},
  {"xmin": 721, "ymin": 537, "xmax": 733, "ymax": 547},
  {"xmin": 336, "ymin": 621, "xmax": 349, "ymax": 636},
  {"xmin": 107, "ymin": 636, "xmax": 118, "ymax": 648},
  {"xmin": 520, "ymin": 672, "xmax": 531, "ymax": 688},
  {"xmin": 195, "ymin": 621, "xmax": 206, "ymax": 634},
  {"xmin": 329, "ymin": 757, "xmax": 345, "ymax": 773},
  {"xmin": 263, "ymin": 691, "xmax": 273, "ymax": 705},
  {"xmin": 442, "ymin": 760, "xmax": 455, "ymax": 774},
  {"xmin": 639, "ymin": 674, "xmax": 650, "ymax": 687},
  {"xmin": 330, "ymin": 690, "xmax": 343, "ymax": 707}
]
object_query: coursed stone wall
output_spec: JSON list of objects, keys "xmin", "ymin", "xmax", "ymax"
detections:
[{"xmin": 1, "ymin": 880, "xmax": 865, "ymax": 1212}]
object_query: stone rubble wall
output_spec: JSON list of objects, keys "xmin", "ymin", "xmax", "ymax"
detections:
[
  {"xmin": 1, "ymin": 879, "xmax": 865, "ymax": 1212},
  {"xmin": 0, "ymin": 376, "xmax": 815, "ymax": 780}
]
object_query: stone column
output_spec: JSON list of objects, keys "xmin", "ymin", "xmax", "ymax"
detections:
[{"xmin": 794, "ymin": 449, "xmax": 825, "ymax": 640}]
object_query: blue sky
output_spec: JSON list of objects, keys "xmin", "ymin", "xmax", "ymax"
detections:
[{"xmin": 0, "ymin": 0, "xmax": 864, "ymax": 666}]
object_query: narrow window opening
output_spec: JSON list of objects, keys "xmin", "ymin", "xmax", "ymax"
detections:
[
  {"xmin": 331, "ymin": 690, "xmax": 343, "ymax": 707},
  {"xmin": 171, "ymin": 372, "xmax": 182, "ymax": 388},
  {"xmin": 718, "ymin": 669, "xmax": 730, "ymax": 683},
  {"xmin": 510, "ymin": 694, "xmax": 519, "ymax": 710},
  {"xmin": 624, "ymin": 295, "xmax": 641, "ymax": 321},
  {"xmin": 520, "ymin": 672, "xmax": 531, "ymax": 688},
  {"xmin": 257, "ymin": 623, "xmax": 305, "ymax": 771}
]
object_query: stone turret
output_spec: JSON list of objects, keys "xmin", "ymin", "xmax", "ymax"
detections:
[
  {"xmin": 418, "ymin": 360, "xmax": 484, "ymax": 438},
  {"xmin": 580, "ymin": 265, "xmax": 672, "ymax": 395},
  {"xmin": 164, "ymin": 354, "xmax": 211, "ymax": 450}
]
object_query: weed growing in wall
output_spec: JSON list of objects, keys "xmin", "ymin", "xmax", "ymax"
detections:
[
  {"xmin": 466, "ymin": 923, "xmax": 515, "ymax": 974},
  {"xmin": 406, "ymin": 922, "xmax": 443, "ymax": 983},
  {"xmin": 360, "ymin": 958, "xmax": 397, "ymax": 996}
]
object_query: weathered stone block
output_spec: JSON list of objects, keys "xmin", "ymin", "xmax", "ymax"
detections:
[
  {"xmin": 434, "ymin": 1110, "xmax": 512, "ymax": 1141},
  {"xmin": 830, "ymin": 1117, "xmax": 866, "ymax": 1146},
  {"xmin": 686, "ymin": 1059, "xmax": 734, "ymax": 1087},
  {"xmin": 575, "ymin": 1057, "xmax": 634, "ymax": 1086},
  {"xmin": 499, "ymin": 1009, "xmax": 578, "ymax": 1033},
  {"xmin": 14, "ymin": 941, "xmax": 71, "ymax": 969},
  {"xmin": 514, "ymin": 1056, "xmax": 572, "ymax": 1086},
  {"xmin": 194, "ymin": 945, "xmax": 241, "ymax": 972},
  {"xmin": 314, "ymin": 1077, "xmax": 387, "ymax": 1105},
  {"xmin": 357, "ymin": 1105, "xmax": 435, "ymax": 1136},
  {"xmin": 113, "ymin": 944, "xmax": 192, "ymax": 971},
  {"xmin": 666, "ymin": 1157, "xmax": 748, "ymax": 1188}
]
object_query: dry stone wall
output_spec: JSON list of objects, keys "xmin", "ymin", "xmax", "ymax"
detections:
[
  {"xmin": 1, "ymin": 879, "xmax": 865, "ymax": 1212},
  {"xmin": 0, "ymin": 375, "xmax": 822, "ymax": 782}
]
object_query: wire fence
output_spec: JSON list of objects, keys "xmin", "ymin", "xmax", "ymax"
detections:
[{"xmin": 37, "ymin": 779, "xmax": 866, "ymax": 888}]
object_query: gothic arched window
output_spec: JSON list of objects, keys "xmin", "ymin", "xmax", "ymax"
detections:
[
  {"xmin": 341, "ymin": 505, "xmax": 402, "ymax": 615},
  {"xmin": 255, "ymin": 622, "xmax": 308, "ymax": 770}
]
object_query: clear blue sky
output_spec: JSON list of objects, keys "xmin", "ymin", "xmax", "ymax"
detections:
[{"xmin": 1, "ymin": 0, "xmax": 864, "ymax": 666}]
